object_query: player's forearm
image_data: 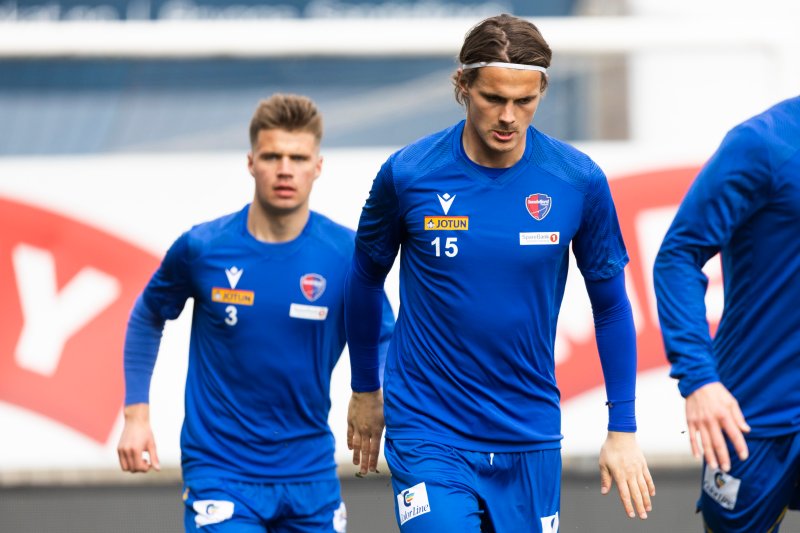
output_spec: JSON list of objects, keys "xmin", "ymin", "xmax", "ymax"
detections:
[
  {"xmin": 586, "ymin": 272, "xmax": 637, "ymax": 432},
  {"xmin": 653, "ymin": 245, "xmax": 720, "ymax": 397},
  {"xmin": 345, "ymin": 247, "xmax": 390, "ymax": 392},
  {"xmin": 124, "ymin": 295, "xmax": 165, "ymax": 405}
]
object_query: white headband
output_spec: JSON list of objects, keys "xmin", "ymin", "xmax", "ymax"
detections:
[{"xmin": 461, "ymin": 62, "xmax": 547, "ymax": 75}]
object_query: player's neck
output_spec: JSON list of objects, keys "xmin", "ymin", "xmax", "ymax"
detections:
[
  {"xmin": 462, "ymin": 124, "xmax": 526, "ymax": 169},
  {"xmin": 247, "ymin": 202, "xmax": 309, "ymax": 243}
]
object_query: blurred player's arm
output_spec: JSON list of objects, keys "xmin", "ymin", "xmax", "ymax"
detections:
[
  {"xmin": 653, "ymin": 126, "xmax": 765, "ymax": 471},
  {"xmin": 117, "ymin": 233, "xmax": 193, "ymax": 474},
  {"xmin": 117, "ymin": 295, "xmax": 164, "ymax": 473}
]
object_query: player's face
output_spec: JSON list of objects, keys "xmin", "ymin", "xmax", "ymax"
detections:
[
  {"xmin": 460, "ymin": 67, "xmax": 543, "ymax": 168},
  {"xmin": 248, "ymin": 128, "xmax": 322, "ymax": 216}
]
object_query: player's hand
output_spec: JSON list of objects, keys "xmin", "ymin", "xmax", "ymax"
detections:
[
  {"xmin": 347, "ymin": 390, "xmax": 384, "ymax": 477},
  {"xmin": 117, "ymin": 403, "xmax": 161, "ymax": 473},
  {"xmin": 599, "ymin": 431, "xmax": 655, "ymax": 519},
  {"xmin": 685, "ymin": 382, "xmax": 750, "ymax": 472}
]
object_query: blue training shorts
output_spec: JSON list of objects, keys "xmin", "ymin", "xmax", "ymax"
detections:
[
  {"xmin": 385, "ymin": 438, "xmax": 561, "ymax": 533},
  {"xmin": 699, "ymin": 432, "xmax": 800, "ymax": 533},
  {"xmin": 181, "ymin": 478, "xmax": 346, "ymax": 533}
]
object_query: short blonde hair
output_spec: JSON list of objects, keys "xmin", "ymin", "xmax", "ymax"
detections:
[{"xmin": 249, "ymin": 93, "xmax": 323, "ymax": 147}]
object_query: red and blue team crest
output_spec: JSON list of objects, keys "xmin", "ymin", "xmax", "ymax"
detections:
[
  {"xmin": 526, "ymin": 193, "xmax": 552, "ymax": 220},
  {"xmin": 300, "ymin": 273, "xmax": 326, "ymax": 302}
]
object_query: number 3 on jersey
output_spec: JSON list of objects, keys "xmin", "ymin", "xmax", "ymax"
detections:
[
  {"xmin": 225, "ymin": 305, "xmax": 238, "ymax": 326},
  {"xmin": 431, "ymin": 237, "xmax": 459, "ymax": 257}
]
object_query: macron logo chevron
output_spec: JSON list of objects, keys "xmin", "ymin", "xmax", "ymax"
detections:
[
  {"xmin": 225, "ymin": 266, "xmax": 243, "ymax": 289},
  {"xmin": 437, "ymin": 193, "xmax": 456, "ymax": 215}
]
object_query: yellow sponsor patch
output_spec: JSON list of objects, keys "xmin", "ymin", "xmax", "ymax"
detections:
[
  {"xmin": 211, "ymin": 287, "xmax": 254, "ymax": 306},
  {"xmin": 424, "ymin": 216, "xmax": 469, "ymax": 230}
]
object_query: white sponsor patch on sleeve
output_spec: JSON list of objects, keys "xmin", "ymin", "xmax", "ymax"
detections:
[
  {"xmin": 193, "ymin": 499, "xmax": 234, "ymax": 527},
  {"xmin": 289, "ymin": 303, "xmax": 329, "ymax": 320},
  {"xmin": 397, "ymin": 482, "xmax": 431, "ymax": 525},
  {"xmin": 703, "ymin": 467, "xmax": 741, "ymax": 510}
]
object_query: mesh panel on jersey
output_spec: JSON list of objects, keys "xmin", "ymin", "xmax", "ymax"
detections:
[{"xmin": 391, "ymin": 126, "xmax": 456, "ymax": 194}]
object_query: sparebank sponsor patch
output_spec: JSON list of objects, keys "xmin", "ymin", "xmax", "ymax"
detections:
[
  {"xmin": 289, "ymin": 303, "xmax": 328, "ymax": 320},
  {"xmin": 212, "ymin": 287, "xmax": 254, "ymax": 305},
  {"xmin": 424, "ymin": 216, "xmax": 469, "ymax": 230},
  {"xmin": 703, "ymin": 467, "xmax": 741, "ymax": 510},
  {"xmin": 397, "ymin": 482, "xmax": 431, "ymax": 525},
  {"xmin": 520, "ymin": 232, "xmax": 560, "ymax": 245}
]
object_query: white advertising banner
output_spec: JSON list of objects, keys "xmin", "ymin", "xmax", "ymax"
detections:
[{"xmin": 0, "ymin": 145, "xmax": 716, "ymax": 475}]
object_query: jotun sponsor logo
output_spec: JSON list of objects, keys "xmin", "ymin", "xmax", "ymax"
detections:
[
  {"xmin": 424, "ymin": 216, "xmax": 469, "ymax": 230},
  {"xmin": 211, "ymin": 287, "xmax": 254, "ymax": 306}
]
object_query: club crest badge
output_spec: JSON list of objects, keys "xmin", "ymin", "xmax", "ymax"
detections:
[
  {"xmin": 526, "ymin": 193, "xmax": 552, "ymax": 221},
  {"xmin": 300, "ymin": 273, "xmax": 326, "ymax": 302}
]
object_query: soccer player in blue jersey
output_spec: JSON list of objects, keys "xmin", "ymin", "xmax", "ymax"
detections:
[
  {"xmin": 116, "ymin": 93, "xmax": 394, "ymax": 532},
  {"xmin": 344, "ymin": 14, "xmax": 655, "ymax": 532},
  {"xmin": 654, "ymin": 95, "xmax": 800, "ymax": 532}
]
